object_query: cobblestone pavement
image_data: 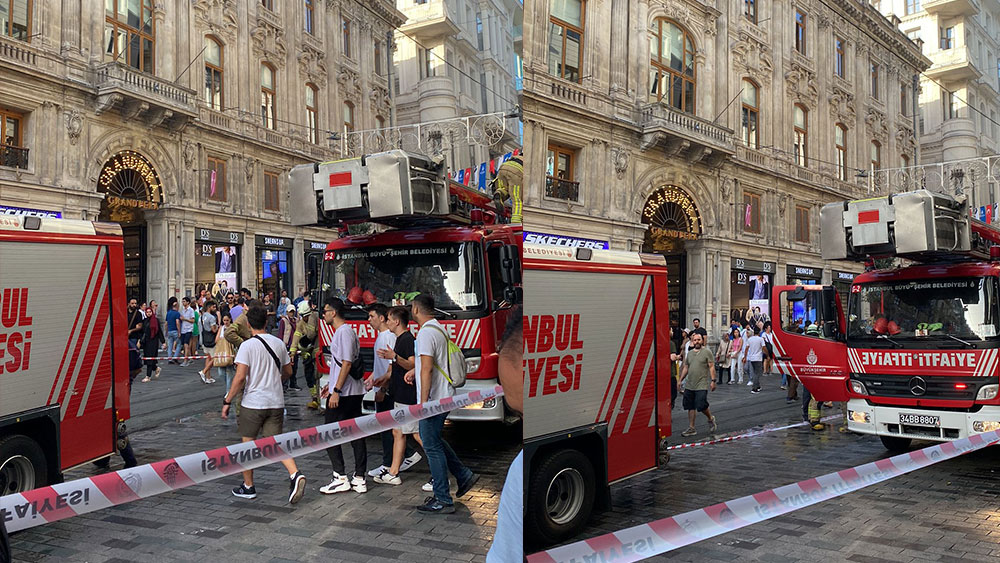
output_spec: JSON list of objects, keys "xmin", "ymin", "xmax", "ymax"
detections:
[
  {"xmin": 9, "ymin": 362, "xmax": 521, "ymax": 563},
  {"xmin": 544, "ymin": 371, "xmax": 1000, "ymax": 561}
]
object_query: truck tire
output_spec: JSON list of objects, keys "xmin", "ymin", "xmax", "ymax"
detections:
[
  {"xmin": 879, "ymin": 435, "xmax": 912, "ymax": 452},
  {"xmin": 527, "ymin": 448, "xmax": 596, "ymax": 546},
  {"xmin": 0, "ymin": 435, "xmax": 48, "ymax": 495}
]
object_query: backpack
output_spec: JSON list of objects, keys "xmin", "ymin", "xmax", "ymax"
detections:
[
  {"xmin": 426, "ymin": 324, "xmax": 467, "ymax": 388},
  {"xmin": 332, "ymin": 332, "xmax": 365, "ymax": 380}
]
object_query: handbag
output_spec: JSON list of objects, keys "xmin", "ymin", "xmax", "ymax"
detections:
[{"xmin": 213, "ymin": 330, "xmax": 234, "ymax": 367}]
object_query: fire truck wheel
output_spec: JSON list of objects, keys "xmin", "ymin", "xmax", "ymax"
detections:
[
  {"xmin": 0, "ymin": 435, "xmax": 48, "ymax": 495},
  {"xmin": 879, "ymin": 435, "xmax": 912, "ymax": 452},
  {"xmin": 527, "ymin": 448, "xmax": 596, "ymax": 545}
]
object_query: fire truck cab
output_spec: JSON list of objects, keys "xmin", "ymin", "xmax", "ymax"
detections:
[
  {"xmin": 288, "ymin": 150, "xmax": 523, "ymax": 422},
  {"xmin": 771, "ymin": 189, "xmax": 1000, "ymax": 450}
]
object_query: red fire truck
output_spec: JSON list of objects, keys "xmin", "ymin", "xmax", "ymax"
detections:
[
  {"xmin": 0, "ymin": 215, "xmax": 131, "ymax": 494},
  {"xmin": 771, "ymin": 189, "xmax": 1000, "ymax": 451},
  {"xmin": 523, "ymin": 243, "xmax": 672, "ymax": 546},
  {"xmin": 289, "ymin": 150, "xmax": 523, "ymax": 422}
]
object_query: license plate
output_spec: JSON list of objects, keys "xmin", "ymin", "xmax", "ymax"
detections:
[{"xmin": 899, "ymin": 413, "xmax": 940, "ymax": 427}]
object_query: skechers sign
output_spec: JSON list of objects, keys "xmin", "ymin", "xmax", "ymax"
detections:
[
  {"xmin": 0, "ymin": 205, "xmax": 61, "ymax": 218},
  {"xmin": 523, "ymin": 231, "xmax": 609, "ymax": 250}
]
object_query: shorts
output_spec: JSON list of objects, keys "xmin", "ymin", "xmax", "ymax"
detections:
[
  {"xmin": 395, "ymin": 402, "xmax": 419, "ymax": 434},
  {"xmin": 180, "ymin": 332, "xmax": 192, "ymax": 345},
  {"xmin": 237, "ymin": 407, "xmax": 284, "ymax": 438},
  {"xmin": 203, "ymin": 345, "xmax": 215, "ymax": 356},
  {"xmin": 682, "ymin": 389, "xmax": 709, "ymax": 412}
]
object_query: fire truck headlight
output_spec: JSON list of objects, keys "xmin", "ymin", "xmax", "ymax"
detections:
[
  {"xmin": 972, "ymin": 420, "xmax": 1000, "ymax": 433},
  {"xmin": 849, "ymin": 380, "xmax": 869, "ymax": 396},
  {"xmin": 977, "ymin": 384, "xmax": 999, "ymax": 401},
  {"xmin": 465, "ymin": 356, "xmax": 481, "ymax": 374},
  {"xmin": 848, "ymin": 410, "xmax": 871, "ymax": 424}
]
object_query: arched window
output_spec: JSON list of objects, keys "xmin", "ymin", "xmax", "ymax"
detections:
[
  {"xmin": 793, "ymin": 104, "xmax": 808, "ymax": 167},
  {"xmin": 835, "ymin": 123, "xmax": 847, "ymax": 181},
  {"xmin": 105, "ymin": 0, "xmax": 155, "ymax": 72},
  {"xmin": 204, "ymin": 37, "xmax": 224, "ymax": 110},
  {"xmin": 305, "ymin": 83, "xmax": 318, "ymax": 144},
  {"xmin": 649, "ymin": 18, "xmax": 696, "ymax": 113},
  {"xmin": 741, "ymin": 79, "xmax": 759, "ymax": 149},
  {"xmin": 343, "ymin": 101, "xmax": 355, "ymax": 135},
  {"xmin": 260, "ymin": 63, "xmax": 276, "ymax": 129}
]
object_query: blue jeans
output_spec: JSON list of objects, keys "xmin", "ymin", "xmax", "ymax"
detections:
[
  {"xmin": 166, "ymin": 331, "xmax": 180, "ymax": 360},
  {"xmin": 419, "ymin": 412, "xmax": 473, "ymax": 505}
]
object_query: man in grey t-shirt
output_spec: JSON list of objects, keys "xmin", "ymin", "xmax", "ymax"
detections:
[{"xmin": 678, "ymin": 333, "xmax": 717, "ymax": 437}]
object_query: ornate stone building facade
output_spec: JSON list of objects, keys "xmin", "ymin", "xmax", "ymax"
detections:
[
  {"xmin": 522, "ymin": 0, "xmax": 929, "ymax": 335},
  {"xmin": 0, "ymin": 0, "xmax": 404, "ymax": 306}
]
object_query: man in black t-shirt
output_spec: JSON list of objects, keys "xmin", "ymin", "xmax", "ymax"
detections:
[
  {"xmin": 690, "ymin": 318, "xmax": 708, "ymax": 340},
  {"xmin": 374, "ymin": 306, "xmax": 423, "ymax": 483}
]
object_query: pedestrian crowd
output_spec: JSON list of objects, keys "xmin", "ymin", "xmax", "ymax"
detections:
[
  {"xmin": 670, "ymin": 315, "xmax": 849, "ymax": 437},
  {"xmin": 124, "ymin": 289, "xmax": 482, "ymax": 515}
]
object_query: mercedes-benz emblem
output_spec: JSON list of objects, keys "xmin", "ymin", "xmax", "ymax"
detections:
[{"xmin": 909, "ymin": 376, "xmax": 927, "ymax": 396}]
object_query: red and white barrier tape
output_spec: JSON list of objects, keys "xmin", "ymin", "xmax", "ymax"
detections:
[
  {"xmin": 139, "ymin": 354, "xmax": 233, "ymax": 361},
  {"xmin": 528, "ymin": 430, "xmax": 1000, "ymax": 563},
  {"xmin": 665, "ymin": 415, "xmax": 841, "ymax": 451},
  {"xmin": 0, "ymin": 386, "xmax": 503, "ymax": 533}
]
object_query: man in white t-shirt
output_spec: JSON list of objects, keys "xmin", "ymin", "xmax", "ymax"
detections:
[
  {"xmin": 406, "ymin": 294, "xmax": 478, "ymax": 514},
  {"xmin": 742, "ymin": 325, "xmax": 766, "ymax": 394},
  {"xmin": 179, "ymin": 297, "xmax": 196, "ymax": 366},
  {"xmin": 318, "ymin": 298, "xmax": 369, "ymax": 495},
  {"xmin": 222, "ymin": 305, "xmax": 306, "ymax": 504}
]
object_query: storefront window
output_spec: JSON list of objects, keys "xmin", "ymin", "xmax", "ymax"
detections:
[
  {"xmin": 195, "ymin": 243, "xmax": 240, "ymax": 301},
  {"xmin": 258, "ymin": 248, "xmax": 290, "ymax": 301},
  {"xmin": 731, "ymin": 271, "xmax": 772, "ymax": 325}
]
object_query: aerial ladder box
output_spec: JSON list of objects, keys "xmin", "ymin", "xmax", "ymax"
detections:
[
  {"xmin": 289, "ymin": 150, "xmax": 455, "ymax": 228},
  {"xmin": 818, "ymin": 189, "xmax": 1000, "ymax": 262}
]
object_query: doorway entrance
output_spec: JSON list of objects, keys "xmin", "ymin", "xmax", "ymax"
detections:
[
  {"xmin": 97, "ymin": 150, "xmax": 163, "ymax": 302},
  {"xmin": 641, "ymin": 185, "xmax": 702, "ymax": 338}
]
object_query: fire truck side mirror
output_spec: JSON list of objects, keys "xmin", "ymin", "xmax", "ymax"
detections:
[{"xmin": 499, "ymin": 244, "xmax": 522, "ymax": 286}]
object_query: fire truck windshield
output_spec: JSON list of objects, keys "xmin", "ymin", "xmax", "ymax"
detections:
[
  {"xmin": 320, "ymin": 242, "xmax": 485, "ymax": 317},
  {"xmin": 847, "ymin": 277, "xmax": 1000, "ymax": 345}
]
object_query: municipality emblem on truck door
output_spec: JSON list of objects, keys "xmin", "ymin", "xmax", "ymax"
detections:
[{"xmin": 807, "ymin": 349, "xmax": 818, "ymax": 365}]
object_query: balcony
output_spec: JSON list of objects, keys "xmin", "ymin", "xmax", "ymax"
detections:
[
  {"xmin": 92, "ymin": 62, "xmax": 198, "ymax": 131},
  {"xmin": 545, "ymin": 177, "xmax": 580, "ymax": 202},
  {"xmin": 923, "ymin": 0, "xmax": 979, "ymax": 17},
  {"xmin": 400, "ymin": 0, "xmax": 460, "ymax": 38},
  {"xmin": 735, "ymin": 145, "xmax": 771, "ymax": 169},
  {"xmin": 0, "ymin": 144, "xmax": 28, "ymax": 169},
  {"xmin": 926, "ymin": 47, "xmax": 981, "ymax": 82},
  {"xmin": 638, "ymin": 102, "xmax": 734, "ymax": 167}
]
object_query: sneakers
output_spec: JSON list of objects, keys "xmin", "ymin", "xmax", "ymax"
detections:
[
  {"xmin": 350, "ymin": 475, "xmax": 367, "ymax": 493},
  {"xmin": 289, "ymin": 385, "xmax": 302, "ymax": 391},
  {"xmin": 180, "ymin": 360, "xmax": 190, "ymax": 367},
  {"xmin": 779, "ymin": 385, "xmax": 787, "ymax": 390},
  {"xmin": 232, "ymin": 483, "xmax": 257, "ymax": 499},
  {"xmin": 400, "ymin": 452, "xmax": 422, "ymax": 472},
  {"xmin": 680, "ymin": 427, "xmax": 697, "ymax": 437},
  {"xmin": 199, "ymin": 370, "xmax": 209, "ymax": 384},
  {"xmin": 455, "ymin": 474, "xmax": 479, "ymax": 498},
  {"xmin": 421, "ymin": 479, "xmax": 435, "ymax": 492},
  {"xmin": 373, "ymin": 469, "xmax": 401, "ymax": 486},
  {"xmin": 319, "ymin": 473, "xmax": 351, "ymax": 494},
  {"xmin": 367, "ymin": 464, "xmax": 388, "ymax": 478},
  {"xmin": 751, "ymin": 389, "xmax": 761, "ymax": 394},
  {"xmin": 141, "ymin": 377, "xmax": 151, "ymax": 383},
  {"xmin": 206, "ymin": 378, "xmax": 216, "ymax": 384},
  {"xmin": 709, "ymin": 416, "xmax": 718, "ymax": 434},
  {"xmin": 417, "ymin": 496, "xmax": 455, "ymax": 515},
  {"xmin": 154, "ymin": 366, "xmax": 160, "ymax": 379},
  {"xmin": 288, "ymin": 472, "xmax": 306, "ymax": 504}
]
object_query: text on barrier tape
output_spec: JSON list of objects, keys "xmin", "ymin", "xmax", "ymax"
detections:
[
  {"xmin": 0, "ymin": 386, "xmax": 503, "ymax": 532},
  {"xmin": 528, "ymin": 429, "xmax": 1000, "ymax": 563}
]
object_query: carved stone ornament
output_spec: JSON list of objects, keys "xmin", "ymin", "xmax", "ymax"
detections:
[
  {"xmin": 251, "ymin": 19, "xmax": 287, "ymax": 67},
  {"xmin": 297, "ymin": 45, "xmax": 328, "ymax": 85},
  {"xmin": 828, "ymin": 85, "xmax": 857, "ymax": 124},
  {"xmin": 732, "ymin": 32, "xmax": 774, "ymax": 85},
  {"xmin": 611, "ymin": 145, "xmax": 629, "ymax": 179},
  {"xmin": 325, "ymin": 0, "xmax": 342, "ymax": 12},
  {"xmin": 368, "ymin": 85, "xmax": 391, "ymax": 113},
  {"xmin": 719, "ymin": 176, "xmax": 733, "ymax": 205},
  {"xmin": 244, "ymin": 158, "xmax": 256, "ymax": 184},
  {"xmin": 785, "ymin": 62, "xmax": 818, "ymax": 106},
  {"xmin": 65, "ymin": 110, "xmax": 83, "ymax": 146},
  {"xmin": 183, "ymin": 141, "xmax": 196, "ymax": 169},
  {"xmin": 778, "ymin": 194, "xmax": 788, "ymax": 218},
  {"xmin": 337, "ymin": 67, "xmax": 361, "ymax": 96},
  {"xmin": 896, "ymin": 125, "xmax": 917, "ymax": 152},
  {"xmin": 865, "ymin": 108, "xmax": 889, "ymax": 142},
  {"xmin": 193, "ymin": 0, "xmax": 239, "ymax": 40}
]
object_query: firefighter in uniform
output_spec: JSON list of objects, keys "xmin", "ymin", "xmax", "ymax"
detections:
[
  {"xmin": 289, "ymin": 301, "xmax": 322, "ymax": 409},
  {"xmin": 490, "ymin": 155, "xmax": 522, "ymax": 224}
]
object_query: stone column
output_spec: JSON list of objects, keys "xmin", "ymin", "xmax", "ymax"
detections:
[{"xmin": 609, "ymin": 0, "xmax": 629, "ymax": 94}]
